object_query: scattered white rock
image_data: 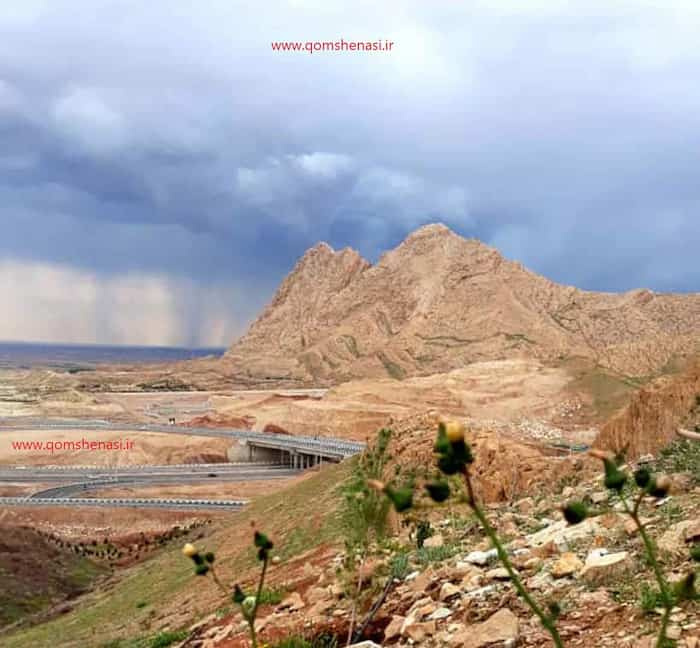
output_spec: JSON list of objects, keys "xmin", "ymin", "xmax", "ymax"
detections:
[
  {"xmin": 464, "ymin": 548, "xmax": 498, "ymax": 565},
  {"xmin": 581, "ymin": 551, "xmax": 633, "ymax": 585}
]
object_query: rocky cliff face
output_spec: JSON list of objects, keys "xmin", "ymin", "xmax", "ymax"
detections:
[
  {"xmin": 225, "ymin": 223, "xmax": 700, "ymax": 384},
  {"xmin": 594, "ymin": 360, "xmax": 700, "ymax": 458}
]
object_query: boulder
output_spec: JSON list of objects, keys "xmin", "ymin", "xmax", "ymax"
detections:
[
  {"xmin": 451, "ymin": 608, "xmax": 520, "ymax": 648},
  {"xmin": 581, "ymin": 551, "xmax": 633, "ymax": 585},
  {"xmin": 439, "ymin": 582, "xmax": 461, "ymax": 601},
  {"xmin": 383, "ymin": 615, "xmax": 404, "ymax": 641},
  {"xmin": 465, "ymin": 549, "xmax": 498, "ymax": 566},
  {"xmin": 658, "ymin": 520, "xmax": 700, "ymax": 555},
  {"xmin": 279, "ymin": 591, "xmax": 305, "ymax": 611},
  {"xmin": 528, "ymin": 518, "xmax": 602, "ymax": 551},
  {"xmin": 550, "ymin": 552, "xmax": 584, "ymax": 578}
]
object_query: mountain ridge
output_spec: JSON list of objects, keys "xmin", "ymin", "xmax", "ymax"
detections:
[{"xmin": 225, "ymin": 223, "xmax": 700, "ymax": 384}]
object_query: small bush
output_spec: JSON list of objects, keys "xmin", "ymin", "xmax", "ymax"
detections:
[
  {"xmin": 148, "ymin": 630, "xmax": 189, "ymax": 648},
  {"xmin": 658, "ymin": 439, "xmax": 700, "ymax": 482},
  {"xmin": 415, "ymin": 543, "xmax": 460, "ymax": 564},
  {"xmin": 270, "ymin": 634, "xmax": 338, "ymax": 648},
  {"xmin": 256, "ymin": 587, "xmax": 285, "ymax": 606},
  {"xmin": 640, "ymin": 583, "xmax": 667, "ymax": 614}
]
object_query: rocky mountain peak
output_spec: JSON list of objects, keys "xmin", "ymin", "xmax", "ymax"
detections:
[{"xmin": 227, "ymin": 222, "xmax": 700, "ymax": 383}]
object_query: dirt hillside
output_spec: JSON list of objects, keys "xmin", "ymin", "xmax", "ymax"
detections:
[{"xmin": 595, "ymin": 359, "xmax": 700, "ymax": 458}]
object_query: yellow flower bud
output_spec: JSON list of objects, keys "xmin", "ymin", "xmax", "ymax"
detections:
[
  {"xmin": 271, "ymin": 556, "xmax": 281, "ymax": 565},
  {"xmin": 182, "ymin": 543, "xmax": 198, "ymax": 558},
  {"xmin": 366, "ymin": 479, "xmax": 386, "ymax": 492},
  {"xmin": 445, "ymin": 421, "xmax": 466, "ymax": 443}
]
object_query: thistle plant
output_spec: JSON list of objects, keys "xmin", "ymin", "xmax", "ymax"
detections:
[
  {"xmin": 183, "ymin": 527, "xmax": 275, "ymax": 648},
  {"xmin": 370, "ymin": 421, "xmax": 565, "ymax": 648},
  {"xmin": 565, "ymin": 449, "xmax": 699, "ymax": 648}
]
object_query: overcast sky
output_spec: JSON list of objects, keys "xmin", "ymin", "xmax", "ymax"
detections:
[{"xmin": 1, "ymin": 1, "xmax": 699, "ymax": 346}]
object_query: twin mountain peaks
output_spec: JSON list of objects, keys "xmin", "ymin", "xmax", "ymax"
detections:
[{"xmin": 225, "ymin": 223, "xmax": 700, "ymax": 384}]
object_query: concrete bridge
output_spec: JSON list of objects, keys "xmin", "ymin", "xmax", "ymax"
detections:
[
  {"xmin": 0, "ymin": 418, "xmax": 366, "ymax": 510},
  {"xmin": 1, "ymin": 418, "xmax": 366, "ymax": 466}
]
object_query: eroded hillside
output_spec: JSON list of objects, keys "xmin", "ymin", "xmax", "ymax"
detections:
[{"xmin": 226, "ymin": 223, "xmax": 700, "ymax": 384}]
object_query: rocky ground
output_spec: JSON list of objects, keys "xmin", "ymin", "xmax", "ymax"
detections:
[{"xmin": 179, "ymin": 440, "xmax": 700, "ymax": 648}]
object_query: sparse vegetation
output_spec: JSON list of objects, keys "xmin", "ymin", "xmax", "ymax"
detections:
[
  {"xmin": 657, "ymin": 439, "xmax": 700, "ymax": 482},
  {"xmin": 182, "ymin": 528, "xmax": 275, "ymax": 648},
  {"xmin": 568, "ymin": 449, "xmax": 699, "ymax": 648},
  {"xmin": 372, "ymin": 420, "xmax": 567, "ymax": 648},
  {"xmin": 269, "ymin": 634, "xmax": 338, "ymax": 648},
  {"xmin": 370, "ymin": 420, "xmax": 700, "ymax": 648}
]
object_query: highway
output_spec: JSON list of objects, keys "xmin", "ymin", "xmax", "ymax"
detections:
[
  {"xmin": 0, "ymin": 418, "xmax": 366, "ymax": 510},
  {"xmin": 1, "ymin": 418, "xmax": 366, "ymax": 460},
  {"xmin": 1, "ymin": 463, "xmax": 299, "ymax": 498},
  {"xmin": 0, "ymin": 496, "xmax": 248, "ymax": 510}
]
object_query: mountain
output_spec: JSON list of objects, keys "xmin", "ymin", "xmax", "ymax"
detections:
[{"xmin": 224, "ymin": 223, "xmax": 700, "ymax": 384}]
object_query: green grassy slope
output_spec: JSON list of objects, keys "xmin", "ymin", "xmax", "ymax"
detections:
[{"xmin": 1, "ymin": 462, "xmax": 350, "ymax": 648}]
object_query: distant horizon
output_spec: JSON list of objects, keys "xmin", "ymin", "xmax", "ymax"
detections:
[{"xmin": 0, "ymin": 339, "xmax": 227, "ymax": 351}]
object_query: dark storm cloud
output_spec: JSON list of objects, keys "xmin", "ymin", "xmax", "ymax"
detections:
[{"xmin": 1, "ymin": 0, "xmax": 700, "ymax": 344}]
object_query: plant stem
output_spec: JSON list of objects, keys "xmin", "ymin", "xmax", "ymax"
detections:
[
  {"xmin": 208, "ymin": 564, "xmax": 229, "ymax": 596},
  {"xmin": 247, "ymin": 555, "xmax": 269, "ymax": 648},
  {"xmin": 462, "ymin": 467, "xmax": 565, "ymax": 648},
  {"xmin": 620, "ymin": 493, "xmax": 673, "ymax": 648},
  {"xmin": 352, "ymin": 573, "xmax": 394, "ymax": 643},
  {"xmin": 346, "ymin": 555, "xmax": 366, "ymax": 646}
]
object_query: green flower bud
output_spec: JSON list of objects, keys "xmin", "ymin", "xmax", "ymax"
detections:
[
  {"xmin": 437, "ymin": 454, "xmax": 461, "ymax": 476},
  {"xmin": 562, "ymin": 501, "xmax": 588, "ymax": 525},
  {"xmin": 194, "ymin": 563, "xmax": 209, "ymax": 576},
  {"xmin": 602, "ymin": 458, "xmax": 627, "ymax": 491},
  {"xmin": 254, "ymin": 531, "xmax": 274, "ymax": 551},
  {"xmin": 425, "ymin": 480, "xmax": 450, "ymax": 503},
  {"xmin": 634, "ymin": 467, "xmax": 651, "ymax": 488},
  {"xmin": 547, "ymin": 600, "xmax": 562, "ymax": 621},
  {"xmin": 672, "ymin": 572, "xmax": 697, "ymax": 602},
  {"xmin": 233, "ymin": 584, "xmax": 246, "ymax": 604},
  {"xmin": 385, "ymin": 485, "xmax": 414, "ymax": 512},
  {"xmin": 241, "ymin": 595, "xmax": 256, "ymax": 618},
  {"xmin": 204, "ymin": 552, "xmax": 215, "ymax": 564},
  {"xmin": 691, "ymin": 544, "xmax": 700, "ymax": 563},
  {"xmin": 450, "ymin": 438, "xmax": 474, "ymax": 465}
]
